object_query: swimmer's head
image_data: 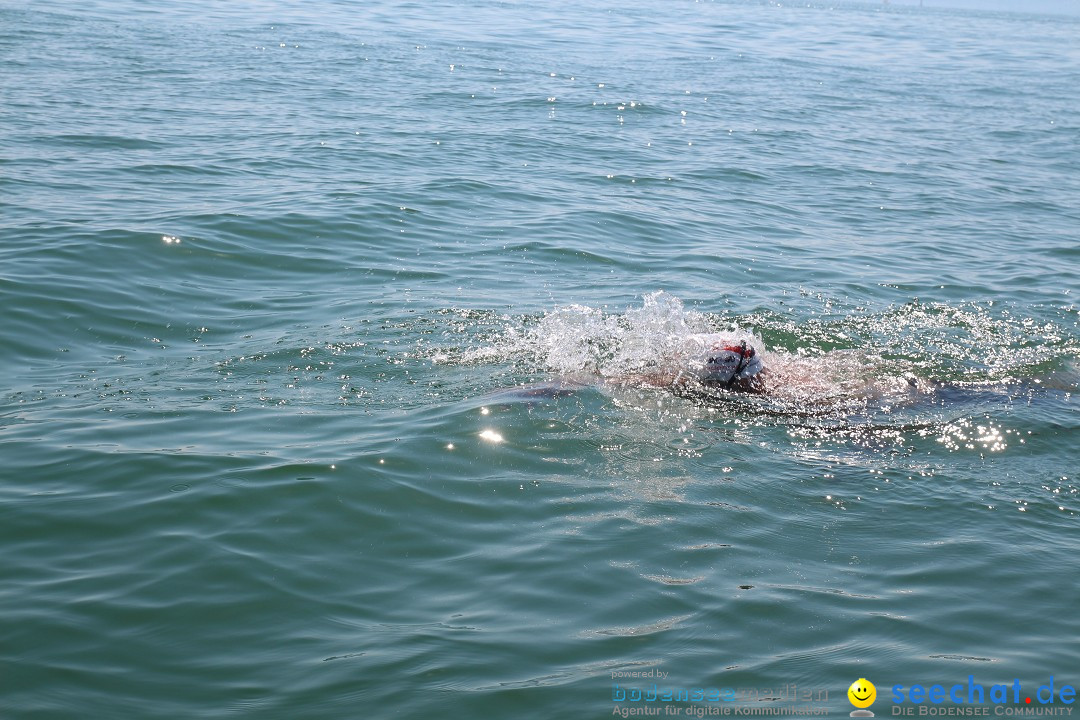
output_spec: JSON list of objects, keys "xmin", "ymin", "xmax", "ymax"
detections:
[{"xmin": 683, "ymin": 333, "xmax": 764, "ymax": 386}]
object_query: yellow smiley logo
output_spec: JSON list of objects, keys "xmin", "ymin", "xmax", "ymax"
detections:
[{"xmin": 848, "ymin": 678, "xmax": 876, "ymax": 709}]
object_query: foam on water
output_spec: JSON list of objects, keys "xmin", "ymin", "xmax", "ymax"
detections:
[{"xmin": 514, "ymin": 291, "xmax": 761, "ymax": 378}]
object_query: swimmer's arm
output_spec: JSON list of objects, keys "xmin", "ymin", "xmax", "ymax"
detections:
[
  {"xmin": 603, "ymin": 371, "xmax": 689, "ymax": 389},
  {"xmin": 612, "ymin": 369, "xmax": 769, "ymax": 394}
]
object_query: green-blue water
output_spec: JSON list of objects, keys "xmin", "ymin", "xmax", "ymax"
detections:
[{"xmin": 2, "ymin": 1, "xmax": 1078, "ymax": 717}]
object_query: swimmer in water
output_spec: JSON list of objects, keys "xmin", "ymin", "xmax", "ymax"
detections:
[
  {"xmin": 609, "ymin": 333, "xmax": 769, "ymax": 394},
  {"xmin": 607, "ymin": 331, "xmax": 933, "ymax": 413},
  {"xmin": 508, "ymin": 329, "xmax": 933, "ymax": 412}
]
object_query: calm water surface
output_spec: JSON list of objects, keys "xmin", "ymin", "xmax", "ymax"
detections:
[{"xmin": 1, "ymin": 0, "xmax": 1078, "ymax": 718}]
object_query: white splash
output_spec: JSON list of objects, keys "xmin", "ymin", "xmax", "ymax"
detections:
[{"xmin": 525, "ymin": 291, "xmax": 762, "ymax": 379}]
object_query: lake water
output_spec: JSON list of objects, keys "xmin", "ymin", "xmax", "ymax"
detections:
[{"xmin": 2, "ymin": 1, "xmax": 1078, "ymax": 718}]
